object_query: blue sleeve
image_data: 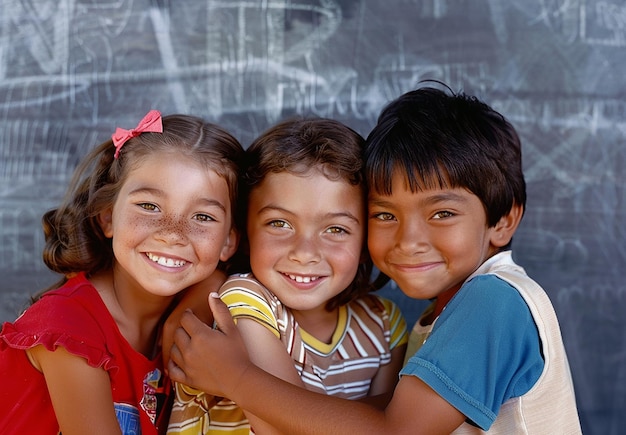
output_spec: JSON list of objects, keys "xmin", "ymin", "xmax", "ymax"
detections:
[{"xmin": 400, "ymin": 275, "xmax": 544, "ymax": 430}]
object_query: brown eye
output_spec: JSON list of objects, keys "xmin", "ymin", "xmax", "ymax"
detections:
[
  {"xmin": 372, "ymin": 212, "xmax": 395, "ymax": 221},
  {"xmin": 433, "ymin": 211, "xmax": 454, "ymax": 219},
  {"xmin": 326, "ymin": 226, "xmax": 348, "ymax": 235},
  {"xmin": 139, "ymin": 203, "xmax": 159, "ymax": 212},
  {"xmin": 194, "ymin": 213, "xmax": 216, "ymax": 222},
  {"xmin": 268, "ymin": 220, "xmax": 291, "ymax": 229}
]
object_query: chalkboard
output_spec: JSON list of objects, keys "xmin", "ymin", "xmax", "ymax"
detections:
[{"xmin": 1, "ymin": 1, "xmax": 624, "ymax": 433}]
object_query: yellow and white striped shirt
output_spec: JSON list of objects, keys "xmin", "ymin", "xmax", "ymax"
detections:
[{"xmin": 167, "ymin": 273, "xmax": 408, "ymax": 435}]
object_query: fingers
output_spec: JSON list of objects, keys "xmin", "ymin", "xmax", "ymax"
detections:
[
  {"xmin": 178, "ymin": 308, "xmax": 212, "ymax": 336},
  {"xmin": 167, "ymin": 347, "xmax": 186, "ymax": 384},
  {"xmin": 169, "ymin": 334, "xmax": 183, "ymax": 365},
  {"xmin": 208, "ymin": 292, "xmax": 236, "ymax": 333},
  {"xmin": 161, "ymin": 341, "xmax": 171, "ymax": 370},
  {"xmin": 161, "ymin": 312, "xmax": 179, "ymax": 368},
  {"xmin": 172, "ymin": 318, "xmax": 192, "ymax": 352},
  {"xmin": 167, "ymin": 298, "xmax": 249, "ymax": 398},
  {"xmin": 168, "ymin": 329, "xmax": 193, "ymax": 385}
]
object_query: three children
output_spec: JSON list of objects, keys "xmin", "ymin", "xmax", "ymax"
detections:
[{"xmin": 167, "ymin": 87, "xmax": 582, "ymax": 434}]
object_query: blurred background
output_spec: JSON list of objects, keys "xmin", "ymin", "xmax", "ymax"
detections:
[{"xmin": 1, "ymin": 1, "xmax": 624, "ymax": 433}]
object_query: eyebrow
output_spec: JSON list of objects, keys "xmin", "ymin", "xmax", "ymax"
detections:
[
  {"xmin": 422, "ymin": 191, "xmax": 469, "ymax": 205},
  {"xmin": 369, "ymin": 191, "xmax": 469, "ymax": 207},
  {"xmin": 367, "ymin": 197, "xmax": 395, "ymax": 208},
  {"xmin": 258, "ymin": 204, "xmax": 361, "ymax": 224}
]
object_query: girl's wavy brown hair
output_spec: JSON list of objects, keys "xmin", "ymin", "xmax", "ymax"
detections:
[{"xmin": 38, "ymin": 114, "xmax": 244, "ymax": 297}]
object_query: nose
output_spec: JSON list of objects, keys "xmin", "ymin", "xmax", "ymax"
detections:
[
  {"xmin": 395, "ymin": 218, "xmax": 428, "ymax": 255},
  {"xmin": 288, "ymin": 232, "xmax": 322, "ymax": 264},
  {"xmin": 154, "ymin": 215, "xmax": 189, "ymax": 245}
]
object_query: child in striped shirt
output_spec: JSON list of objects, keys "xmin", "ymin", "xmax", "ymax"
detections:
[{"xmin": 167, "ymin": 118, "xmax": 408, "ymax": 435}]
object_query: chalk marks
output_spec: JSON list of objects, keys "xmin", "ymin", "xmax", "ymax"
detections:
[{"xmin": 0, "ymin": 4, "xmax": 625, "ymax": 432}]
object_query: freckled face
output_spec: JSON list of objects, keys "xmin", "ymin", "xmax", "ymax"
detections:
[
  {"xmin": 247, "ymin": 170, "xmax": 365, "ymax": 316},
  {"xmin": 100, "ymin": 152, "xmax": 237, "ymax": 298},
  {"xmin": 367, "ymin": 171, "xmax": 501, "ymax": 301}
]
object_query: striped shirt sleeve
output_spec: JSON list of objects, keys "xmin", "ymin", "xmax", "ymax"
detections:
[
  {"xmin": 379, "ymin": 296, "xmax": 409, "ymax": 349},
  {"xmin": 218, "ymin": 274, "xmax": 281, "ymax": 339}
]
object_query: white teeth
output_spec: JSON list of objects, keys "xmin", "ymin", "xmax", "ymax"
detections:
[
  {"xmin": 147, "ymin": 253, "xmax": 186, "ymax": 268},
  {"xmin": 288, "ymin": 274, "xmax": 318, "ymax": 283}
]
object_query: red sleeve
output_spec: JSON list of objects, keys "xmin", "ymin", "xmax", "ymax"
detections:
[{"xmin": 0, "ymin": 275, "xmax": 118, "ymax": 374}]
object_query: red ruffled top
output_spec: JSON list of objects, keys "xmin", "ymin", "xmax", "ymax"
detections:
[{"xmin": 0, "ymin": 272, "xmax": 170, "ymax": 434}]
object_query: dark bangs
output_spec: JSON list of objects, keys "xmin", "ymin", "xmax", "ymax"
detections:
[
  {"xmin": 365, "ymin": 116, "xmax": 453, "ymax": 196},
  {"xmin": 364, "ymin": 88, "xmax": 525, "ymax": 228}
]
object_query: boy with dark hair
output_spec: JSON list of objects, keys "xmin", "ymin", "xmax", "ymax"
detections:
[{"xmin": 168, "ymin": 87, "xmax": 582, "ymax": 434}]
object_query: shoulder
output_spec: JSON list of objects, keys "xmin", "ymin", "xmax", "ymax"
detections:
[
  {"xmin": 434, "ymin": 274, "xmax": 534, "ymax": 344},
  {"xmin": 349, "ymin": 294, "xmax": 391, "ymax": 320},
  {"xmin": 14, "ymin": 274, "xmax": 106, "ymax": 331},
  {"xmin": 455, "ymin": 274, "xmax": 529, "ymax": 315},
  {"xmin": 350, "ymin": 294, "xmax": 408, "ymax": 347},
  {"xmin": 221, "ymin": 273, "xmax": 271, "ymax": 296},
  {"xmin": 433, "ymin": 273, "xmax": 538, "ymax": 355},
  {"xmin": 352, "ymin": 293, "xmax": 402, "ymax": 312},
  {"xmin": 218, "ymin": 273, "xmax": 284, "ymax": 338},
  {"xmin": 219, "ymin": 273, "xmax": 279, "ymax": 307},
  {"xmin": 1, "ymin": 274, "xmax": 118, "ymax": 369},
  {"xmin": 220, "ymin": 272, "xmax": 261, "ymax": 291},
  {"xmin": 403, "ymin": 274, "xmax": 544, "ymax": 429},
  {"xmin": 350, "ymin": 294, "xmax": 407, "ymax": 327}
]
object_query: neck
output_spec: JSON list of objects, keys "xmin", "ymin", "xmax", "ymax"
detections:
[
  {"xmin": 91, "ymin": 270, "xmax": 175, "ymax": 358},
  {"xmin": 293, "ymin": 306, "xmax": 338, "ymax": 345},
  {"xmin": 426, "ymin": 286, "xmax": 461, "ymax": 324}
]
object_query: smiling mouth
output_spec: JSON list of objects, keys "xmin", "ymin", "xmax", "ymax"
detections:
[
  {"xmin": 146, "ymin": 253, "xmax": 187, "ymax": 268},
  {"xmin": 285, "ymin": 273, "xmax": 320, "ymax": 284},
  {"xmin": 392, "ymin": 261, "xmax": 440, "ymax": 272}
]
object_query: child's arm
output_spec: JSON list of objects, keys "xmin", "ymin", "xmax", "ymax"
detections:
[
  {"xmin": 28, "ymin": 345, "xmax": 122, "ymax": 435},
  {"xmin": 366, "ymin": 298, "xmax": 407, "ymax": 406},
  {"xmin": 169, "ymin": 295, "xmax": 466, "ymax": 434},
  {"xmin": 364, "ymin": 343, "xmax": 406, "ymax": 408},
  {"xmin": 218, "ymin": 279, "xmax": 306, "ymax": 434},
  {"xmin": 235, "ymin": 317, "xmax": 306, "ymax": 434}
]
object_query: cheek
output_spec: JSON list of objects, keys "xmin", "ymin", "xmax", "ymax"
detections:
[
  {"xmin": 247, "ymin": 233, "xmax": 281, "ymax": 275},
  {"xmin": 338, "ymin": 250, "xmax": 362, "ymax": 282},
  {"xmin": 249, "ymin": 250, "xmax": 273, "ymax": 285},
  {"xmin": 194, "ymin": 224, "xmax": 235, "ymax": 259},
  {"xmin": 344, "ymin": 238, "xmax": 365, "ymax": 263},
  {"xmin": 197, "ymin": 232, "xmax": 226, "ymax": 258},
  {"xmin": 248, "ymin": 234, "xmax": 278, "ymax": 264},
  {"xmin": 367, "ymin": 230, "xmax": 387, "ymax": 255},
  {"xmin": 328, "ymin": 240, "xmax": 363, "ymax": 275},
  {"xmin": 122, "ymin": 213, "xmax": 218, "ymax": 243},
  {"xmin": 367, "ymin": 237, "xmax": 392, "ymax": 273},
  {"xmin": 131, "ymin": 216, "xmax": 154, "ymax": 232},
  {"xmin": 248, "ymin": 230, "xmax": 278, "ymax": 256},
  {"xmin": 433, "ymin": 227, "xmax": 472, "ymax": 253},
  {"xmin": 112, "ymin": 214, "xmax": 153, "ymax": 243}
]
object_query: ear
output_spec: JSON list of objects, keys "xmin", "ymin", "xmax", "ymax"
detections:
[
  {"xmin": 219, "ymin": 227, "xmax": 239, "ymax": 262},
  {"xmin": 98, "ymin": 208, "xmax": 114, "ymax": 238},
  {"xmin": 490, "ymin": 203, "xmax": 524, "ymax": 248}
]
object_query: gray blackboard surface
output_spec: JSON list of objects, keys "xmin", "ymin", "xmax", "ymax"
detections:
[{"xmin": 1, "ymin": 1, "xmax": 624, "ymax": 433}]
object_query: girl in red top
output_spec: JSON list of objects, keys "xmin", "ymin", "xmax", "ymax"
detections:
[{"xmin": 0, "ymin": 111, "xmax": 243, "ymax": 434}]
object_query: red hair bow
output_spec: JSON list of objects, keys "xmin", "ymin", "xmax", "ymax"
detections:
[{"xmin": 112, "ymin": 110, "xmax": 163, "ymax": 159}]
